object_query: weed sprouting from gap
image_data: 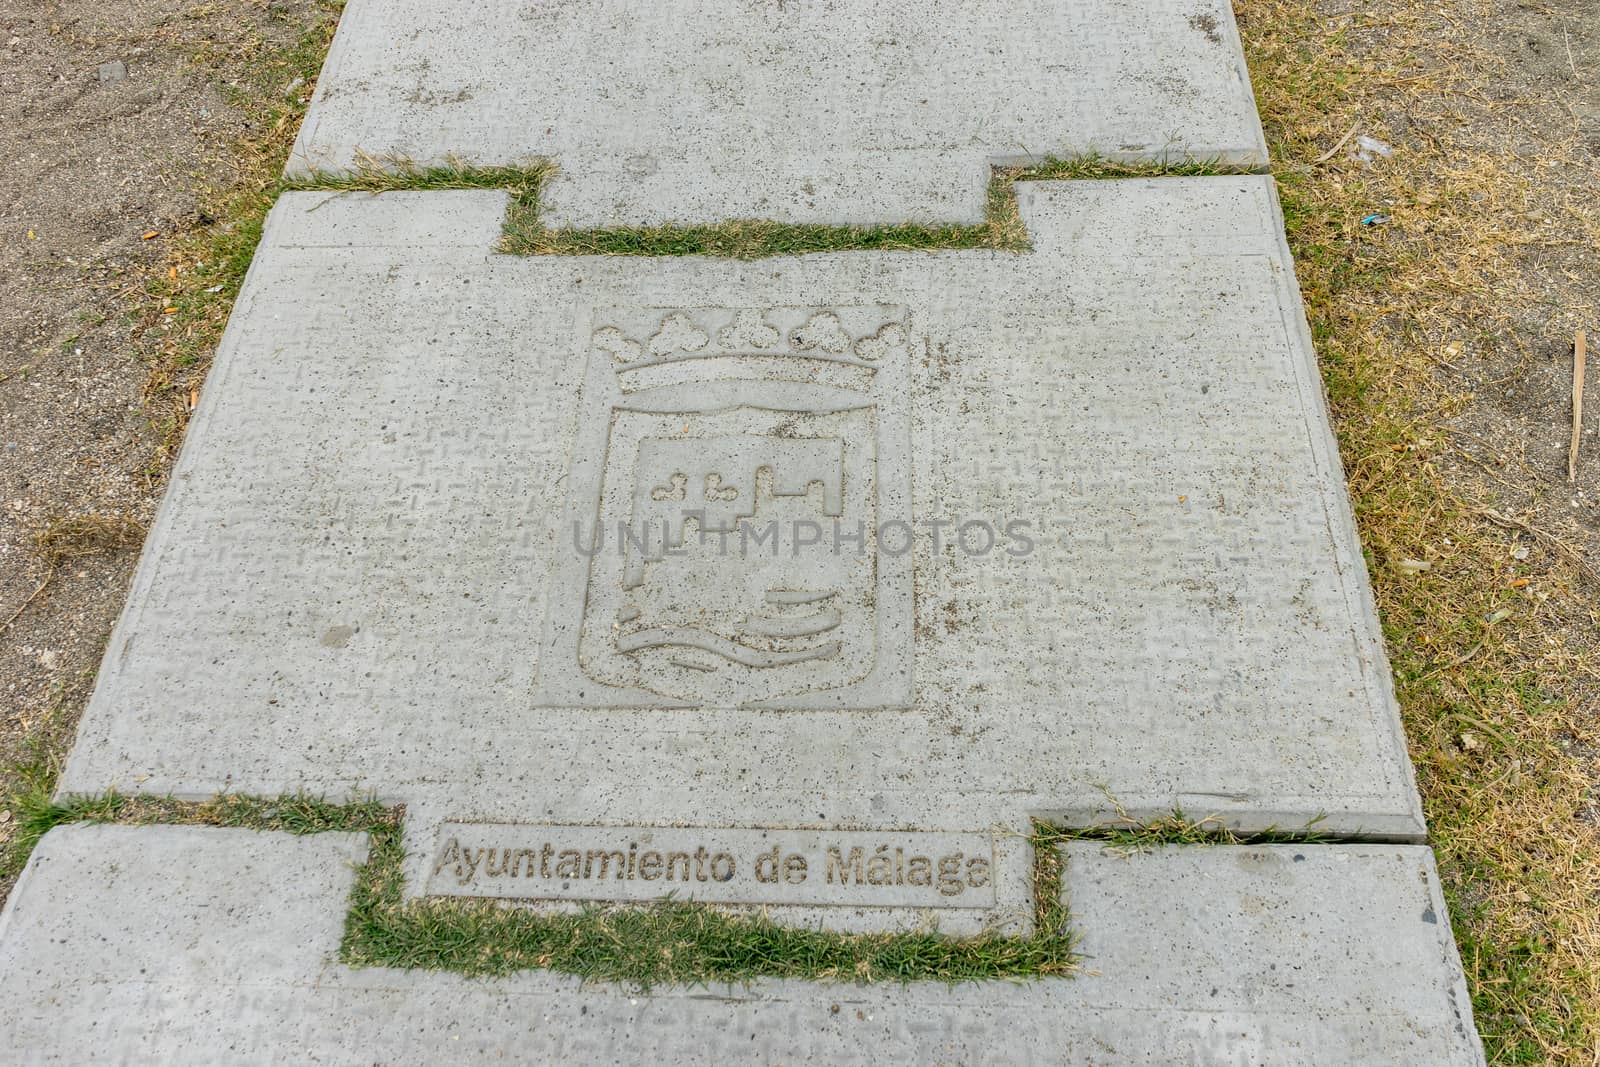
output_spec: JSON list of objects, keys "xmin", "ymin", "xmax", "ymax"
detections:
[{"xmin": 277, "ymin": 156, "xmax": 552, "ymax": 203}]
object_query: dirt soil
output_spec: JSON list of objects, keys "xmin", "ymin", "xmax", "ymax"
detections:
[
  {"xmin": 1400, "ymin": 0, "xmax": 1600, "ymax": 808},
  {"xmin": 1439, "ymin": 0, "xmax": 1600, "ymax": 824},
  {"xmin": 0, "ymin": 0, "xmax": 319, "ymax": 891},
  {"xmin": 1433, "ymin": 0, "xmax": 1600, "ymax": 559},
  {"xmin": 1374, "ymin": 0, "xmax": 1600, "ymax": 734}
]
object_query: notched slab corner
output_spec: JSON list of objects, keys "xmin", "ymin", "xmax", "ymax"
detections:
[{"xmin": 289, "ymin": 0, "xmax": 1268, "ymax": 226}]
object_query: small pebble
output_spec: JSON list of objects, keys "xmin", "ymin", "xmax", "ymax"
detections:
[{"xmin": 98, "ymin": 59, "xmax": 128, "ymax": 85}]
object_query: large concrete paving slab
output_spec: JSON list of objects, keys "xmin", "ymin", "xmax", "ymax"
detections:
[
  {"xmin": 54, "ymin": 176, "xmax": 1425, "ymax": 936},
  {"xmin": 287, "ymin": 0, "xmax": 1268, "ymax": 226},
  {"xmin": 0, "ymin": 824, "xmax": 1483, "ymax": 1064}
]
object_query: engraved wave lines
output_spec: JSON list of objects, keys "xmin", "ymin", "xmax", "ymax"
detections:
[
  {"xmin": 764, "ymin": 589, "xmax": 834, "ymax": 605},
  {"xmin": 742, "ymin": 608, "xmax": 842, "ymax": 638},
  {"xmin": 619, "ymin": 589, "xmax": 843, "ymax": 670},
  {"xmin": 617, "ymin": 628, "xmax": 840, "ymax": 668}
]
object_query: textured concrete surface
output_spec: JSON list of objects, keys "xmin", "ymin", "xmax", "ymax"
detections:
[
  {"xmin": 56, "ymin": 181, "xmax": 1425, "ymax": 931},
  {"xmin": 0, "ymin": 825, "xmax": 1484, "ymax": 1064},
  {"xmin": 287, "ymin": 0, "xmax": 1268, "ymax": 226},
  {"xmin": 46, "ymin": 175, "xmax": 1427, "ymax": 940}
]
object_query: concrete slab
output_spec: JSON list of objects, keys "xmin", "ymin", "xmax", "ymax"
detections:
[
  {"xmin": 55, "ymin": 177, "xmax": 1425, "ymax": 937},
  {"xmin": 0, "ymin": 824, "xmax": 1484, "ymax": 1064},
  {"xmin": 287, "ymin": 0, "xmax": 1268, "ymax": 226}
]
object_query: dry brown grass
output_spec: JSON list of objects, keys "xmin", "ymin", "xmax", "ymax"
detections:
[
  {"xmin": 34, "ymin": 515, "xmax": 145, "ymax": 566},
  {"xmin": 0, "ymin": 515, "xmax": 145, "ymax": 637},
  {"xmin": 1239, "ymin": 1, "xmax": 1600, "ymax": 1061}
]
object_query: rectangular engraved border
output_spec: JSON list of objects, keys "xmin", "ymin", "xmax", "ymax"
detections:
[{"xmin": 426, "ymin": 824, "xmax": 997, "ymax": 909}]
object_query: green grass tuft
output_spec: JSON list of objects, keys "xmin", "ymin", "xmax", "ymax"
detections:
[
  {"xmin": 514, "ymin": 218, "xmax": 1003, "ymax": 258},
  {"xmin": 0, "ymin": 725, "xmax": 66, "ymax": 885},
  {"xmin": 278, "ymin": 158, "xmax": 551, "ymax": 203}
]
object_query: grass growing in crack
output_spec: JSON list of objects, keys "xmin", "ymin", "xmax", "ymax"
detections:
[
  {"xmin": 508, "ymin": 156, "xmax": 1236, "ymax": 257},
  {"xmin": 7, "ymin": 793, "xmax": 1348, "ymax": 988},
  {"xmin": 518, "ymin": 156, "xmax": 1241, "ymax": 256},
  {"xmin": 1039, "ymin": 810, "xmax": 1247, "ymax": 853},
  {"xmin": 514, "ymin": 218, "xmax": 1007, "ymax": 258},
  {"xmin": 1039, "ymin": 809, "xmax": 1336, "ymax": 857},
  {"xmin": 281, "ymin": 154, "xmax": 1237, "ymax": 259},
  {"xmin": 5, "ymin": 791, "xmax": 389, "ymax": 877},
  {"xmin": 278, "ymin": 158, "xmax": 550, "ymax": 206},
  {"xmin": 342, "ymin": 816, "xmax": 1078, "ymax": 986},
  {"xmin": 9, "ymin": 793, "xmax": 1081, "ymax": 987}
]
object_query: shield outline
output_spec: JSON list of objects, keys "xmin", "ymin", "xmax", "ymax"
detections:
[{"xmin": 534, "ymin": 305, "xmax": 914, "ymax": 710}]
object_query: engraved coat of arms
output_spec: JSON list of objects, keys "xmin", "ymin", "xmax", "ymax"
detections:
[{"xmin": 537, "ymin": 305, "xmax": 913, "ymax": 709}]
